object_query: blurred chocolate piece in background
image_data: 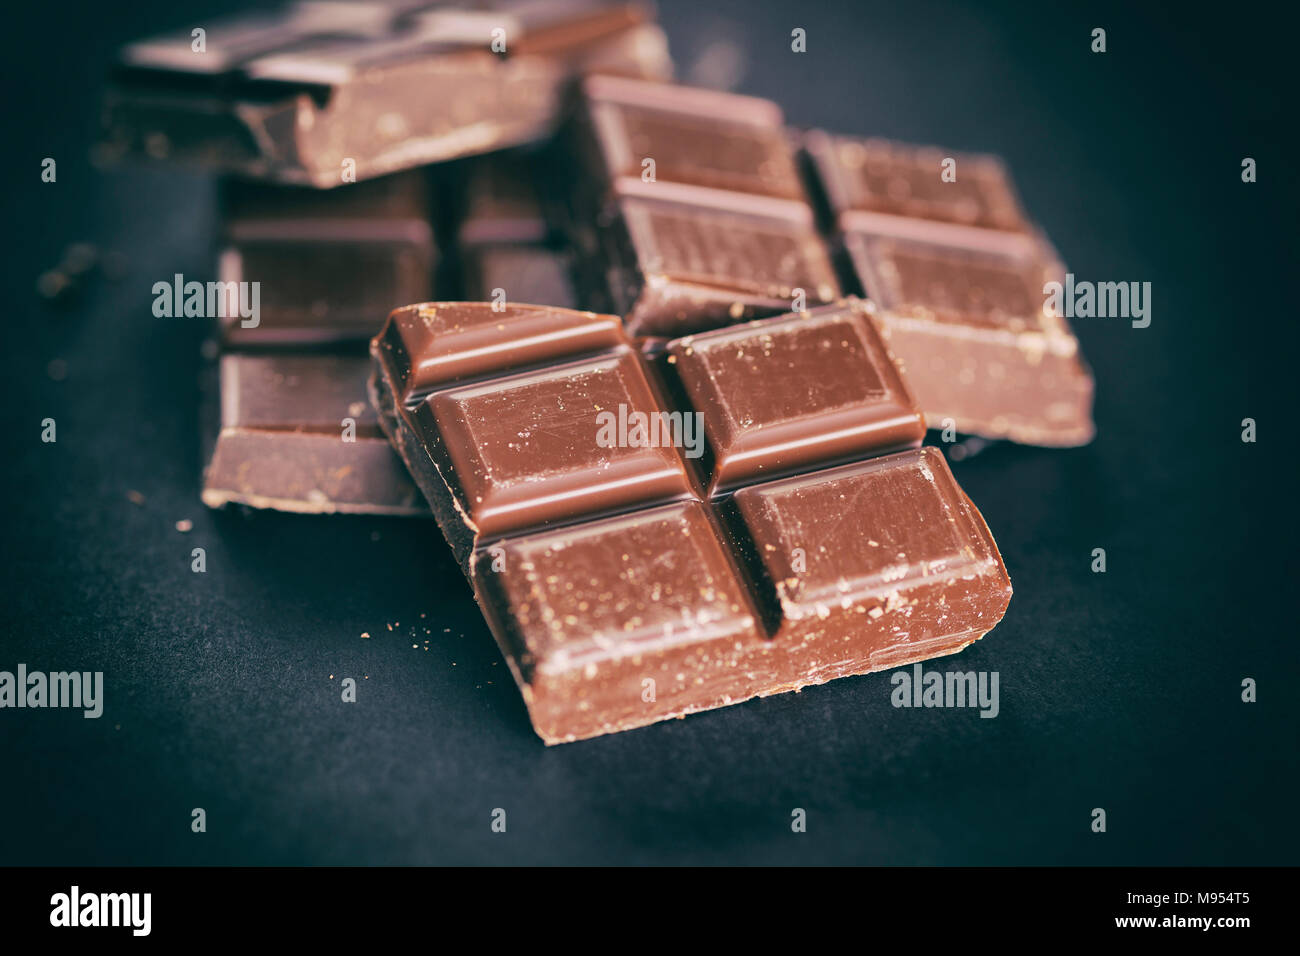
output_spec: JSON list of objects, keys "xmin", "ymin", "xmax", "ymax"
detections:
[
  {"xmin": 219, "ymin": 170, "xmax": 436, "ymax": 345},
  {"xmin": 456, "ymin": 151, "xmax": 575, "ymax": 307},
  {"xmin": 802, "ymin": 132, "xmax": 1094, "ymax": 447},
  {"xmin": 803, "ymin": 133, "xmax": 1031, "ymax": 233},
  {"xmin": 99, "ymin": 0, "xmax": 672, "ymax": 187}
]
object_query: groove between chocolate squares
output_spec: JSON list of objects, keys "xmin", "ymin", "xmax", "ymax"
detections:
[{"xmin": 370, "ymin": 299, "xmax": 932, "ymax": 560}]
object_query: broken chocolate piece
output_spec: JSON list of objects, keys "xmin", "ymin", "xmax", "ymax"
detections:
[
  {"xmin": 203, "ymin": 352, "xmax": 424, "ymax": 515},
  {"xmin": 841, "ymin": 224, "xmax": 1094, "ymax": 446},
  {"xmin": 370, "ymin": 300, "xmax": 1010, "ymax": 743},
  {"xmin": 204, "ymin": 168, "xmax": 433, "ymax": 514},
  {"xmin": 479, "ymin": 448, "xmax": 1007, "ymax": 742},
  {"xmin": 801, "ymin": 131, "xmax": 1095, "ymax": 446},
  {"xmin": 100, "ymin": 1, "xmax": 672, "ymax": 187},
  {"xmin": 560, "ymin": 76, "xmax": 839, "ymax": 336}
]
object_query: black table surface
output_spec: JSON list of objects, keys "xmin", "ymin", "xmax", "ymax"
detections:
[{"xmin": 2, "ymin": 0, "xmax": 1296, "ymax": 865}]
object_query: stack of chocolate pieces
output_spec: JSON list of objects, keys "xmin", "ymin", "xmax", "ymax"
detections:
[
  {"xmin": 129, "ymin": 0, "xmax": 670, "ymax": 515},
  {"xmin": 201, "ymin": 171, "xmax": 435, "ymax": 514},
  {"xmin": 105, "ymin": 3, "xmax": 1095, "ymax": 743},
  {"xmin": 101, "ymin": 0, "xmax": 670, "ymax": 186}
]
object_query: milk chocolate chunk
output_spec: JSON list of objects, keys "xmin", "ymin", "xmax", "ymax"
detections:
[
  {"xmin": 802, "ymin": 131, "xmax": 1095, "ymax": 447},
  {"xmin": 476, "ymin": 500, "xmax": 765, "ymax": 743},
  {"xmin": 371, "ymin": 301, "xmax": 1011, "ymax": 743},
  {"xmin": 101, "ymin": 1, "xmax": 671, "ymax": 187},
  {"xmin": 204, "ymin": 167, "xmax": 431, "ymax": 514},
  {"xmin": 470, "ymin": 448, "xmax": 1007, "ymax": 745},
  {"xmin": 730, "ymin": 450, "xmax": 1010, "ymax": 663},
  {"xmin": 428, "ymin": 352, "xmax": 697, "ymax": 537},
  {"xmin": 376, "ymin": 301, "xmax": 624, "ymax": 393},
  {"xmin": 803, "ymin": 132, "xmax": 1030, "ymax": 232},
  {"xmin": 600, "ymin": 188, "xmax": 840, "ymax": 336},
  {"xmin": 664, "ymin": 301, "xmax": 924, "ymax": 491},
  {"xmin": 575, "ymin": 75, "xmax": 806, "ymax": 200},
  {"xmin": 843, "ymin": 225, "xmax": 1094, "ymax": 446},
  {"xmin": 219, "ymin": 170, "xmax": 436, "ymax": 345},
  {"xmin": 203, "ymin": 352, "xmax": 424, "ymax": 515},
  {"xmin": 562, "ymin": 77, "xmax": 839, "ymax": 336},
  {"xmin": 370, "ymin": 302, "xmax": 639, "ymax": 561}
]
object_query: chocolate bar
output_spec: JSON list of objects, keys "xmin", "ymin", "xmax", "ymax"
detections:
[
  {"xmin": 559, "ymin": 75, "xmax": 841, "ymax": 336},
  {"xmin": 371, "ymin": 300, "xmax": 1011, "ymax": 743},
  {"xmin": 203, "ymin": 352, "xmax": 424, "ymax": 515},
  {"xmin": 802, "ymin": 132, "xmax": 1095, "ymax": 446},
  {"xmin": 456, "ymin": 152, "xmax": 576, "ymax": 308},
  {"xmin": 553, "ymin": 80, "xmax": 1093, "ymax": 445},
  {"xmin": 202, "ymin": 170, "xmax": 434, "ymax": 515},
  {"xmin": 100, "ymin": 1, "xmax": 671, "ymax": 187}
]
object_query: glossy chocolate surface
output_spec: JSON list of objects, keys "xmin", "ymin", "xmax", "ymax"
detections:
[
  {"xmin": 663, "ymin": 300, "xmax": 924, "ymax": 490},
  {"xmin": 377, "ymin": 301, "xmax": 625, "ymax": 393},
  {"xmin": 371, "ymin": 300, "xmax": 1011, "ymax": 743},
  {"xmin": 431, "ymin": 352, "xmax": 696, "ymax": 537}
]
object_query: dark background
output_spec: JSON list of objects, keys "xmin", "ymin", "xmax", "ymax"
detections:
[{"xmin": 2, "ymin": 0, "xmax": 1296, "ymax": 865}]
